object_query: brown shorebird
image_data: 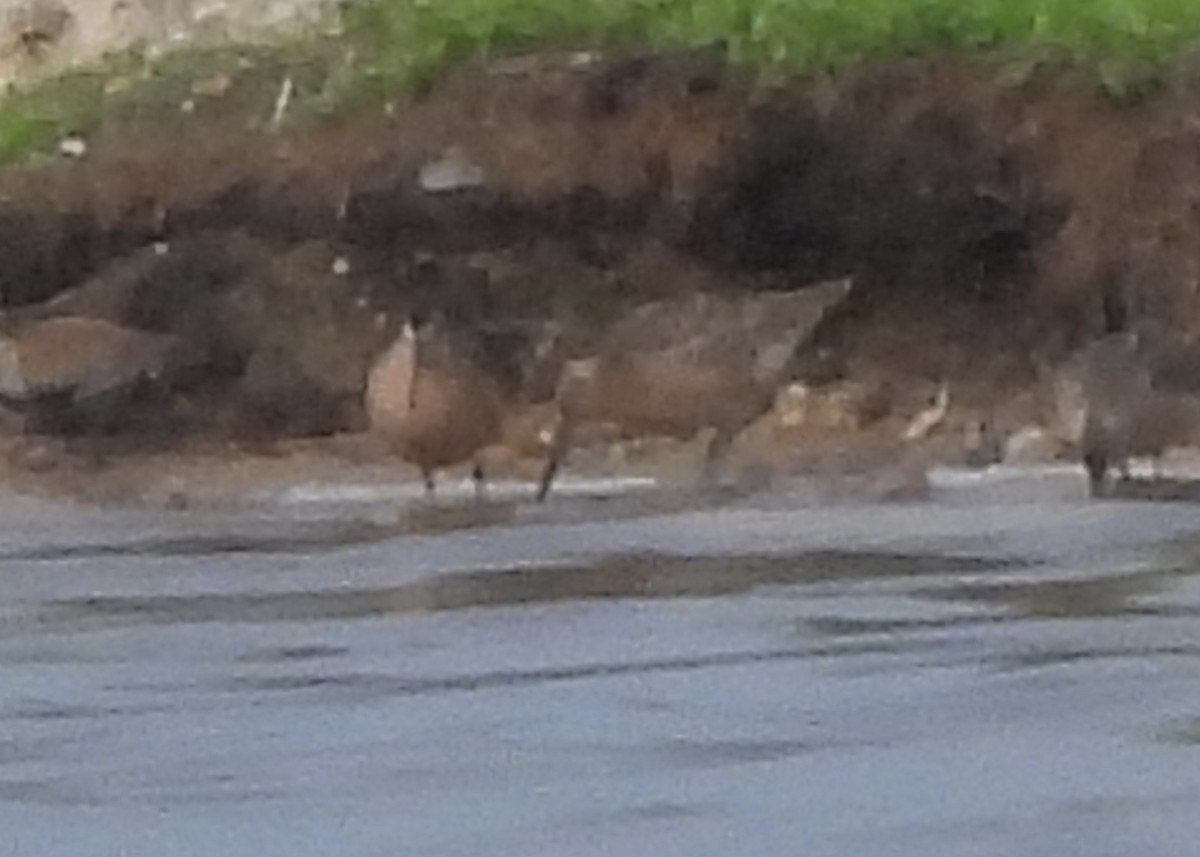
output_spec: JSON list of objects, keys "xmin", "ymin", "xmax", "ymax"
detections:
[
  {"xmin": 536, "ymin": 277, "xmax": 852, "ymax": 501},
  {"xmin": 1063, "ymin": 331, "xmax": 1200, "ymax": 495},
  {"xmin": 0, "ymin": 315, "xmax": 185, "ymax": 433},
  {"xmin": 365, "ymin": 316, "xmax": 503, "ymax": 495}
]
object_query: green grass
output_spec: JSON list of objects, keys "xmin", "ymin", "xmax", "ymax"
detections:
[
  {"xmin": 3, "ymin": 0, "xmax": 1200, "ymax": 163},
  {"xmin": 0, "ymin": 66, "xmax": 111, "ymax": 162},
  {"xmin": 341, "ymin": 0, "xmax": 1200, "ymax": 92}
]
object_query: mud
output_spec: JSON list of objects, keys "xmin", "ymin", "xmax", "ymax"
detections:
[{"xmin": 2, "ymin": 49, "xmax": 1200, "ymax": 490}]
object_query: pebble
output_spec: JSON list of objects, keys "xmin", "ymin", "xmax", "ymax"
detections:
[{"xmin": 418, "ymin": 146, "xmax": 485, "ymax": 193}]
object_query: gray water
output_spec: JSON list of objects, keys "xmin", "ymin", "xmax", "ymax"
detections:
[{"xmin": 4, "ymin": 469, "xmax": 1200, "ymax": 856}]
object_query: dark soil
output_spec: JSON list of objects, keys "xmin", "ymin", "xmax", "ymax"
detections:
[{"xmin": 1, "ymin": 47, "xmax": 1197, "ymax": 457}]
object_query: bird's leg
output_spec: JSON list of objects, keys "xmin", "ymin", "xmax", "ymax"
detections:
[
  {"xmin": 472, "ymin": 460, "xmax": 487, "ymax": 502},
  {"xmin": 1083, "ymin": 449, "xmax": 1108, "ymax": 499},
  {"xmin": 701, "ymin": 427, "xmax": 735, "ymax": 491},
  {"xmin": 536, "ymin": 414, "xmax": 574, "ymax": 503},
  {"xmin": 422, "ymin": 467, "xmax": 436, "ymax": 496}
]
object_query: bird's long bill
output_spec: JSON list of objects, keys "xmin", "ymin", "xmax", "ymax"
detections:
[{"xmin": 535, "ymin": 416, "xmax": 575, "ymax": 502}]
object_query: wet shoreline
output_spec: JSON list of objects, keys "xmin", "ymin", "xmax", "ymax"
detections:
[{"xmin": 4, "ymin": 466, "xmax": 1200, "ymax": 856}]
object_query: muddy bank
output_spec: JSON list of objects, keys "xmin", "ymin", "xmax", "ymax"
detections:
[{"xmin": 0, "ymin": 49, "xmax": 1199, "ymax": 489}]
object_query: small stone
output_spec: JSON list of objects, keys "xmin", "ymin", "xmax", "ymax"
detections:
[
  {"xmin": 331, "ymin": 257, "xmax": 351, "ymax": 276},
  {"xmin": 775, "ymin": 383, "xmax": 811, "ymax": 428},
  {"xmin": 772, "ymin": 381, "xmax": 871, "ymax": 434},
  {"xmin": 418, "ymin": 146, "xmax": 485, "ymax": 193},
  {"xmin": 57, "ymin": 134, "xmax": 86, "ymax": 159}
]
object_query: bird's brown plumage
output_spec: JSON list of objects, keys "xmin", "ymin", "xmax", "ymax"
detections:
[
  {"xmin": 536, "ymin": 277, "xmax": 853, "ymax": 501},
  {"xmin": 365, "ymin": 319, "xmax": 503, "ymax": 493},
  {"xmin": 1063, "ymin": 331, "xmax": 1200, "ymax": 495}
]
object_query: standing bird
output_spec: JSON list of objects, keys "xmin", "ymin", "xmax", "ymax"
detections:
[
  {"xmin": 536, "ymin": 277, "xmax": 852, "ymax": 501},
  {"xmin": 1062, "ymin": 331, "xmax": 1200, "ymax": 495},
  {"xmin": 365, "ymin": 316, "xmax": 503, "ymax": 495}
]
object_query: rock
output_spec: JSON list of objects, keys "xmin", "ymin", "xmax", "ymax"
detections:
[
  {"xmin": 418, "ymin": 146, "xmax": 486, "ymax": 193},
  {"xmin": 237, "ymin": 345, "xmax": 355, "ymax": 438},
  {"xmin": 772, "ymin": 380, "xmax": 878, "ymax": 433},
  {"xmin": 56, "ymin": 133, "xmax": 86, "ymax": 159},
  {"xmin": 0, "ymin": 316, "xmax": 182, "ymax": 401},
  {"xmin": 0, "ymin": 316, "xmax": 187, "ymax": 434},
  {"xmin": 1003, "ymin": 425, "xmax": 1065, "ymax": 466}
]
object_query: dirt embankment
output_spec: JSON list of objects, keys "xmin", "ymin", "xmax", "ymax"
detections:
[{"xmin": 0, "ymin": 48, "xmax": 1198, "ymax": 477}]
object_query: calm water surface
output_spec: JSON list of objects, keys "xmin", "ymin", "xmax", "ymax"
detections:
[{"xmin": 4, "ymin": 470, "xmax": 1200, "ymax": 856}]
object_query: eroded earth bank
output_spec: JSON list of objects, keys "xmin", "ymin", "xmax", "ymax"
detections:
[{"xmin": 2, "ymin": 49, "xmax": 1200, "ymax": 505}]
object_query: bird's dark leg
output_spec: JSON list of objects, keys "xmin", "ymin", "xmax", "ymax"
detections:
[
  {"xmin": 701, "ymin": 427, "xmax": 735, "ymax": 489},
  {"xmin": 472, "ymin": 460, "xmax": 486, "ymax": 502},
  {"xmin": 536, "ymin": 415, "xmax": 574, "ymax": 503},
  {"xmin": 422, "ymin": 467, "xmax": 436, "ymax": 496},
  {"xmin": 1083, "ymin": 449, "xmax": 1108, "ymax": 498}
]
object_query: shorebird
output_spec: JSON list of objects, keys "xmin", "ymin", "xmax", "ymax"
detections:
[
  {"xmin": 365, "ymin": 316, "xmax": 503, "ymax": 495},
  {"xmin": 536, "ymin": 277, "xmax": 853, "ymax": 501},
  {"xmin": 1062, "ymin": 330, "xmax": 1200, "ymax": 495},
  {"xmin": 0, "ymin": 315, "xmax": 185, "ymax": 433}
]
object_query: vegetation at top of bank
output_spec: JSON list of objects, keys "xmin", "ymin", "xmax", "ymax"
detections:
[
  {"xmin": 344, "ymin": 0, "xmax": 1200, "ymax": 94},
  {"xmin": 4, "ymin": 0, "xmax": 1200, "ymax": 164}
]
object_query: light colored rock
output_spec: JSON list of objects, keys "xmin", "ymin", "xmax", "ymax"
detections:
[
  {"xmin": 418, "ymin": 146, "xmax": 486, "ymax": 194},
  {"xmin": 1002, "ymin": 425, "xmax": 1065, "ymax": 466},
  {"xmin": 56, "ymin": 133, "xmax": 86, "ymax": 158},
  {"xmin": 772, "ymin": 380, "xmax": 872, "ymax": 433}
]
